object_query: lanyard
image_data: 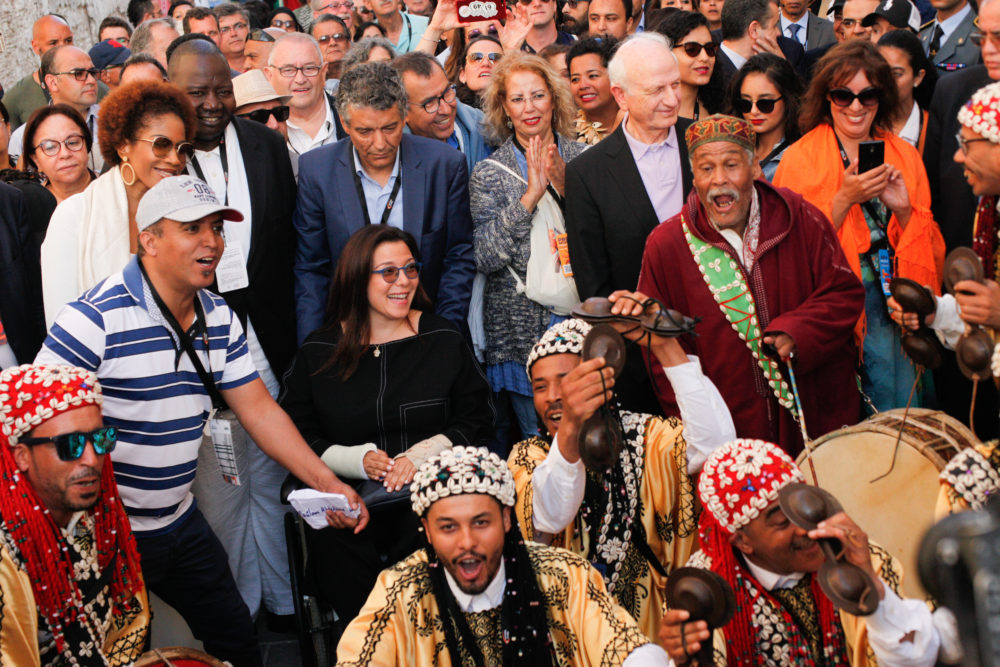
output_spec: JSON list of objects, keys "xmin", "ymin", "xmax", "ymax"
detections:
[
  {"xmin": 190, "ymin": 137, "xmax": 230, "ymax": 206},
  {"xmin": 350, "ymin": 149, "xmax": 402, "ymax": 226}
]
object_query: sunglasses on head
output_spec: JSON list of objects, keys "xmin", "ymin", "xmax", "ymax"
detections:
[
  {"xmin": 238, "ymin": 105, "xmax": 291, "ymax": 124},
  {"xmin": 828, "ymin": 87, "xmax": 880, "ymax": 108},
  {"xmin": 372, "ymin": 261, "xmax": 422, "ymax": 283},
  {"xmin": 250, "ymin": 29, "xmax": 276, "ymax": 42},
  {"xmin": 737, "ymin": 96, "xmax": 783, "ymax": 114},
  {"xmin": 317, "ymin": 32, "xmax": 349, "ymax": 43},
  {"xmin": 675, "ymin": 41, "xmax": 717, "ymax": 57},
  {"xmin": 21, "ymin": 426, "xmax": 118, "ymax": 462},
  {"xmin": 137, "ymin": 135, "xmax": 194, "ymax": 159},
  {"xmin": 468, "ymin": 51, "xmax": 503, "ymax": 63}
]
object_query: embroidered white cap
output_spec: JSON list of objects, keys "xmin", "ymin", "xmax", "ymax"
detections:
[{"xmin": 135, "ymin": 175, "xmax": 244, "ymax": 231}]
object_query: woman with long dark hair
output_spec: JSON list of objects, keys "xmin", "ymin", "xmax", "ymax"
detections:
[
  {"xmin": 657, "ymin": 11, "xmax": 720, "ymax": 120},
  {"xmin": 878, "ymin": 29, "xmax": 936, "ymax": 154},
  {"xmin": 280, "ymin": 224, "xmax": 493, "ymax": 623}
]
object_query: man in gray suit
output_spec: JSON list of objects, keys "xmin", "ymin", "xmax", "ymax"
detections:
[
  {"xmin": 919, "ymin": 0, "xmax": 979, "ymax": 74},
  {"xmin": 780, "ymin": 0, "xmax": 836, "ymax": 48}
]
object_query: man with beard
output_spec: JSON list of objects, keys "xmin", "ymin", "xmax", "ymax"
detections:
[
  {"xmin": 509, "ymin": 312, "xmax": 735, "ymax": 641},
  {"xmin": 637, "ymin": 115, "xmax": 864, "ymax": 456},
  {"xmin": 660, "ymin": 439, "xmax": 941, "ymax": 665},
  {"xmin": 561, "ymin": 0, "xmax": 591, "ymax": 35},
  {"xmin": 336, "ymin": 446, "xmax": 672, "ymax": 665},
  {"xmin": 167, "ymin": 38, "xmax": 303, "ymax": 631},
  {"xmin": 0, "ymin": 364, "xmax": 149, "ymax": 665}
]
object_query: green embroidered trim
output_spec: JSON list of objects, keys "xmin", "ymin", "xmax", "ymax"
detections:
[{"xmin": 682, "ymin": 217, "xmax": 798, "ymax": 417}]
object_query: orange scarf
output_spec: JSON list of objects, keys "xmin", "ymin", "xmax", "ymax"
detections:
[{"xmin": 774, "ymin": 124, "xmax": 945, "ymax": 345}]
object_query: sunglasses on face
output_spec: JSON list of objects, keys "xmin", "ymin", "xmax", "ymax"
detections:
[
  {"xmin": 21, "ymin": 426, "xmax": 118, "ymax": 462},
  {"xmin": 317, "ymin": 32, "xmax": 350, "ymax": 43},
  {"xmin": 271, "ymin": 19, "xmax": 295, "ymax": 29},
  {"xmin": 35, "ymin": 133, "xmax": 87, "ymax": 156},
  {"xmin": 675, "ymin": 41, "xmax": 717, "ymax": 57},
  {"xmin": 565, "ymin": 0, "xmax": 588, "ymax": 7},
  {"xmin": 238, "ymin": 105, "xmax": 291, "ymax": 124},
  {"xmin": 828, "ymin": 87, "xmax": 880, "ymax": 107},
  {"xmin": 737, "ymin": 96, "xmax": 783, "ymax": 114},
  {"xmin": 372, "ymin": 261, "xmax": 422, "ymax": 283},
  {"xmin": 518, "ymin": 0, "xmax": 553, "ymax": 5},
  {"xmin": 137, "ymin": 135, "xmax": 195, "ymax": 159},
  {"xmin": 53, "ymin": 67, "xmax": 101, "ymax": 82},
  {"xmin": 468, "ymin": 51, "xmax": 503, "ymax": 63},
  {"xmin": 466, "ymin": 25, "xmax": 499, "ymax": 37}
]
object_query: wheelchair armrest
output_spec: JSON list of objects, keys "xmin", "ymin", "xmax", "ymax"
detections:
[{"xmin": 280, "ymin": 473, "xmax": 306, "ymax": 505}]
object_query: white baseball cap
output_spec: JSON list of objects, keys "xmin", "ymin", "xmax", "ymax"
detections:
[{"xmin": 136, "ymin": 175, "xmax": 244, "ymax": 231}]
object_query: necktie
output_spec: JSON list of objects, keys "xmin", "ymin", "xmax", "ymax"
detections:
[
  {"xmin": 929, "ymin": 24, "xmax": 945, "ymax": 57},
  {"xmin": 787, "ymin": 23, "xmax": 803, "ymax": 44}
]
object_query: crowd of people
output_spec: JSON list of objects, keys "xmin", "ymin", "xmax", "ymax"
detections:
[{"xmin": 1, "ymin": 0, "xmax": 1000, "ymax": 663}]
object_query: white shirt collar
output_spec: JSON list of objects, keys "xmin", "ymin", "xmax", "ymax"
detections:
[
  {"xmin": 444, "ymin": 560, "xmax": 507, "ymax": 612},
  {"xmin": 938, "ymin": 2, "xmax": 972, "ymax": 38},
  {"xmin": 743, "ymin": 557, "xmax": 806, "ymax": 591},
  {"xmin": 898, "ymin": 101, "xmax": 922, "ymax": 147},
  {"xmin": 720, "ymin": 42, "xmax": 748, "ymax": 70}
]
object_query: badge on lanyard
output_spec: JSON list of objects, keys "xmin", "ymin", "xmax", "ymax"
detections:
[
  {"xmin": 215, "ymin": 241, "xmax": 250, "ymax": 293},
  {"xmin": 878, "ymin": 248, "xmax": 893, "ymax": 297},
  {"xmin": 208, "ymin": 416, "xmax": 242, "ymax": 486}
]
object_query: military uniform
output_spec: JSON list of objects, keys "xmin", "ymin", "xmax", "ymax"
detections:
[{"xmin": 920, "ymin": 7, "xmax": 981, "ymax": 75}]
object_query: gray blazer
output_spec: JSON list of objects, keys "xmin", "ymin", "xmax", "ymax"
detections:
[
  {"xmin": 920, "ymin": 9, "xmax": 981, "ymax": 74},
  {"xmin": 470, "ymin": 136, "xmax": 588, "ymax": 369},
  {"xmin": 804, "ymin": 11, "xmax": 837, "ymax": 51}
]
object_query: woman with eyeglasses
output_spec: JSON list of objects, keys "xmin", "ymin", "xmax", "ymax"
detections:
[
  {"xmin": 268, "ymin": 7, "xmax": 302, "ymax": 32},
  {"xmin": 877, "ymin": 29, "xmax": 937, "ymax": 155},
  {"xmin": 566, "ymin": 37, "xmax": 621, "ymax": 144},
  {"xmin": 774, "ymin": 40, "xmax": 945, "ymax": 412},
  {"xmin": 657, "ymin": 11, "xmax": 719, "ymax": 120},
  {"xmin": 457, "ymin": 35, "xmax": 505, "ymax": 108},
  {"xmin": 40, "ymin": 81, "xmax": 197, "ymax": 326},
  {"xmin": 726, "ymin": 53, "xmax": 803, "ymax": 181},
  {"xmin": 280, "ymin": 224, "xmax": 492, "ymax": 623},
  {"xmin": 471, "ymin": 53, "xmax": 586, "ymax": 443}
]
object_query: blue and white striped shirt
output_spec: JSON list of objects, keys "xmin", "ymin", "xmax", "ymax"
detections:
[{"xmin": 36, "ymin": 257, "xmax": 259, "ymax": 535}]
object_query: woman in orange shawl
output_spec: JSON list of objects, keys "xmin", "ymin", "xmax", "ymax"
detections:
[{"xmin": 774, "ymin": 40, "xmax": 945, "ymax": 412}]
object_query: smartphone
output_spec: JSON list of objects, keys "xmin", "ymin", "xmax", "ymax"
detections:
[
  {"xmin": 858, "ymin": 140, "xmax": 885, "ymax": 174},
  {"xmin": 457, "ymin": 0, "xmax": 505, "ymax": 23}
]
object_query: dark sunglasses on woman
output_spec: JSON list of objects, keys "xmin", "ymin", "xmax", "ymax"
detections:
[
  {"xmin": 737, "ymin": 96, "xmax": 783, "ymax": 114},
  {"xmin": 675, "ymin": 41, "xmax": 717, "ymax": 58},
  {"xmin": 468, "ymin": 52, "xmax": 503, "ymax": 63},
  {"xmin": 21, "ymin": 426, "xmax": 118, "ymax": 462},
  {"xmin": 828, "ymin": 87, "xmax": 880, "ymax": 108},
  {"xmin": 238, "ymin": 105, "xmax": 292, "ymax": 124},
  {"xmin": 372, "ymin": 262, "xmax": 422, "ymax": 283}
]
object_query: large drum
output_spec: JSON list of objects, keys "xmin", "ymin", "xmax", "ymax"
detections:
[
  {"xmin": 133, "ymin": 647, "xmax": 227, "ymax": 667},
  {"xmin": 798, "ymin": 408, "xmax": 979, "ymax": 598}
]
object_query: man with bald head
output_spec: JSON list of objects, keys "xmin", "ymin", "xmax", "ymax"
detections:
[
  {"xmin": 167, "ymin": 38, "xmax": 300, "ymax": 629},
  {"xmin": 265, "ymin": 32, "xmax": 345, "ymax": 155},
  {"xmin": 130, "ymin": 17, "xmax": 180, "ymax": 69},
  {"xmin": 2, "ymin": 15, "xmax": 74, "ymax": 129},
  {"xmin": 243, "ymin": 27, "xmax": 284, "ymax": 71},
  {"xmin": 9, "ymin": 46, "xmax": 104, "ymax": 173}
]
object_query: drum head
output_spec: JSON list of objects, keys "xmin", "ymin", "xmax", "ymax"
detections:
[{"xmin": 133, "ymin": 647, "xmax": 228, "ymax": 667}]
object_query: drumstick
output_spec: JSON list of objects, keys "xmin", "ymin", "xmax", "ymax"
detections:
[
  {"xmin": 870, "ymin": 368, "xmax": 920, "ymax": 483},
  {"xmin": 153, "ymin": 649, "xmax": 178, "ymax": 667},
  {"xmin": 785, "ymin": 355, "xmax": 818, "ymax": 486}
]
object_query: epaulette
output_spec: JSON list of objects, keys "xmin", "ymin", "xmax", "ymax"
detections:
[{"xmin": 920, "ymin": 18, "xmax": 935, "ymax": 30}]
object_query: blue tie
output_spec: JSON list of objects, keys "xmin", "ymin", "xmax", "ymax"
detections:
[{"xmin": 787, "ymin": 23, "xmax": 803, "ymax": 44}]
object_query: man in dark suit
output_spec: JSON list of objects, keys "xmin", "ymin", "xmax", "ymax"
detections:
[
  {"xmin": 565, "ymin": 32, "xmax": 692, "ymax": 415},
  {"xmin": 0, "ymin": 182, "xmax": 45, "ymax": 369},
  {"xmin": 294, "ymin": 61, "xmax": 475, "ymax": 343},
  {"xmin": 919, "ymin": 0, "xmax": 979, "ymax": 75},
  {"xmin": 168, "ymin": 37, "xmax": 300, "ymax": 626},
  {"xmin": 780, "ymin": 0, "xmax": 837, "ymax": 49},
  {"xmin": 712, "ymin": 0, "xmax": 808, "ymax": 85}
]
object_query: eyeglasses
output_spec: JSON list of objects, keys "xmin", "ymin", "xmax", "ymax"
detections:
[
  {"xmin": 518, "ymin": 0, "xmax": 552, "ymax": 5},
  {"xmin": 838, "ymin": 18, "xmax": 868, "ymax": 29},
  {"xmin": 372, "ymin": 262, "xmax": 422, "ymax": 283},
  {"xmin": 675, "ymin": 41, "xmax": 718, "ymax": 58},
  {"xmin": 955, "ymin": 131, "xmax": 991, "ymax": 154},
  {"xmin": 220, "ymin": 21, "xmax": 249, "ymax": 35},
  {"xmin": 136, "ymin": 135, "xmax": 195, "ymax": 159},
  {"xmin": 34, "ymin": 134, "xmax": 87, "ymax": 156},
  {"xmin": 250, "ymin": 29, "xmax": 276, "ymax": 42},
  {"xmin": 565, "ymin": 0, "xmax": 589, "ymax": 7},
  {"xmin": 412, "ymin": 84, "xmax": 458, "ymax": 114},
  {"xmin": 468, "ymin": 51, "xmax": 503, "ymax": 63},
  {"xmin": 828, "ymin": 87, "xmax": 880, "ymax": 108},
  {"xmin": 358, "ymin": 7, "xmax": 375, "ymax": 16},
  {"xmin": 736, "ymin": 96, "xmax": 783, "ymax": 114},
  {"xmin": 238, "ymin": 105, "xmax": 291, "ymax": 124},
  {"xmin": 52, "ymin": 67, "xmax": 100, "ymax": 82},
  {"xmin": 317, "ymin": 32, "xmax": 350, "ymax": 43},
  {"xmin": 316, "ymin": 0, "xmax": 353, "ymax": 10},
  {"xmin": 971, "ymin": 24, "xmax": 1000, "ymax": 48},
  {"xmin": 272, "ymin": 63, "xmax": 323, "ymax": 77},
  {"xmin": 271, "ymin": 18, "xmax": 296, "ymax": 29},
  {"xmin": 21, "ymin": 426, "xmax": 118, "ymax": 462}
]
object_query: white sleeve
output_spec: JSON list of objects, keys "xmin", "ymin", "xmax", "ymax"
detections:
[
  {"xmin": 662, "ymin": 356, "xmax": 737, "ymax": 474},
  {"xmin": 623, "ymin": 642, "xmax": 675, "ymax": 666},
  {"xmin": 531, "ymin": 434, "xmax": 586, "ymax": 534},
  {"xmin": 864, "ymin": 583, "xmax": 940, "ymax": 667},
  {"xmin": 929, "ymin": 294, "xmax": 964, "ymax": 350},
  {"xmin": 41, "ymin": 199, "xmax": 84, "ymax": 328}
]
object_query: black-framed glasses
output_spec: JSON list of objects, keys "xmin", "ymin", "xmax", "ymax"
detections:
[
  {"xmin": 137, "ymin": 135, "xmax": 195, "ymax": 159},
  {"xmin": 565, "ymin": 0, "xmax": 589, "ymax": 7},
  {"xmin": 828, "ymin": 87, "xmax": 880, "ymax": 108},
  {"xmin": 372, "ymin": 262, "xmax": 422, "ymax": 283},
  {"xmin": 468, "ymin": 51, "xmax": 503, "ymax": 63},
  {"xmin": 272, "ymin": 63, "xmax": 323, "ymax": 77},
  {"xmin": 238, "ymin": 105, "xmax": 291, "ymax": 124},
  {"xmin": 250, "ymin": 29, "xmax": 276, "ymax": 42},
  {"xmin": 675, "ymin": 41, "xmax": 717, "ymax": 57},
  {"xmin": 737, "ymin": 96, "xmax": 783, "ymax": 114},
  {"xmin": 52, "ymin": 67, "xmax": 100, "ymax": 81},
  {"xmin": 34, "ymin": 134, "xmax": 87, "ymax": 156},
  {"xmin": 412, "ymin": 84, "xmax": 458, "ymax": 114},
  {"xmin": 956, "ymin": 131, "xmax": 991, "ymax": 154},
  {"xmin": 317, "ymin": 32, "xmax": 349, "ymax": 43},
  {"xmin": 21, "ymin": 426, "xmax": 118, "ymax": 462},
  {"xmin": 271, "ymin": 18, "xmax": 296, "ymax": 29}
]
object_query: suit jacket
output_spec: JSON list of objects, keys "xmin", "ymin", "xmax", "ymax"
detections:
[
  {"xmin": 0, "ymin": 182, "xmax": 45, "ymax": 364},
  {"xmin": 221, "ymin": 118, "xmax": 300, "ymax": 379},
  {"xmin": 923, "ymin": 64, "xmax": 993, "ymax": 251},
  {"xmin": 803, "ymin": 11, "xmax": 837, "ymax": 50},
  {"xmin": 293, "ymin": 134, "xmax": 475, "ymax": 343},
  {"xmin": 712, "ymin": 37, "xmax": 809, "ymax": 89},
  {"xmin": 919, "ymin": 10, "xmax": 980, "ymax": 74}
]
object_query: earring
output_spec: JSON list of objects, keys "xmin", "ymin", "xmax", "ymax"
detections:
[
  {"xmin": 506, "ymin": 118, "xmax": 513, "ymax": 129},
  {"xmin": 120, "ymin": 157, "xmax": 136, "ymax": 187}
]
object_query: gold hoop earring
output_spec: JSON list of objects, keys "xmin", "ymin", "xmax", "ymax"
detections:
[{"xmin": 120, "ymin": 158, "xmax": 136, "ymax": 187}]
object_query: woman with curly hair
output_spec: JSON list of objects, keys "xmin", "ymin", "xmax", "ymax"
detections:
[
  {"xmin": 470, "ymin": 53, "xmax": 587, "ymax": 442},
  {"xmin": 40, "ymin": 80, "xmax": 197, "ymax": 325}
]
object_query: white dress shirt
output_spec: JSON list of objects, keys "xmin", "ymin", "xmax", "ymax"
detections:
[
  {"xmin": 287, "ymin": 96, "xmax": 339, "ymax": 156},
  {"xmin": 719, "ymin": 42, "xmax": 748, "ymax": 70},
  {"xmin": 354, "ymin": 145, "xmax": 404, "ymax": 230},
  {"xmin": 898, "ymin": 100, "xmax": 921, "ymax": 148},
  {"xmin": 622, "ymin": 116, "xmax": 685, "ymax": 223},
  {"xmin": 531, "ymin": 356, "xmax": 736, "ymax": 535}
]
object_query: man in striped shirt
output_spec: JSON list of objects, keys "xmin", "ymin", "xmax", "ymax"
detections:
[{"xmin": 37, "ymin": 176, "xmax": 368, "ymax": 667}]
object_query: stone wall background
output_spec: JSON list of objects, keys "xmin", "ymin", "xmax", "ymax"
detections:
[{"xmin": 0, "ymin": 0, "xmax": 129, "ymax": 90}]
